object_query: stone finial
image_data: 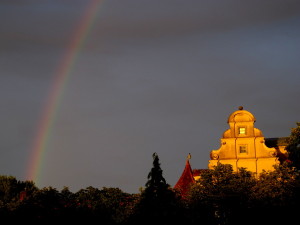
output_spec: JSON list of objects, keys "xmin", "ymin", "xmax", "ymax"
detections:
[
  {"xmin": 238, "ymin": 106, "xmax": 244, "ymax": 110},
  {"xmin": 187, "ymin": 153, "xmax": 191, "ymax": 160}
]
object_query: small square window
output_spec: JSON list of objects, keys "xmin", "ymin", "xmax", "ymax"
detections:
[
  {"xmin": 239, "ymin": 127, "xmax": 246, "ymax": 134},
  {"xmin": 240, "ymin": 145, "xmax": 247, "ymax": 153}
]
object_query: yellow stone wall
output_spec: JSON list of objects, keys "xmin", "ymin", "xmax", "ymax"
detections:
[{"xmin": 208, "ymin": 107, "xmax": 279, "ymax": 175}]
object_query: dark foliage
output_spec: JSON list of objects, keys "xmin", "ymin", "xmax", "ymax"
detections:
[
  {"xmin": 286, "ymin": 122, "xmax": 300, "ymax": 169},
  {"xmin": 129, "ymin": 153, "xmax": 184, "ymax": 225},
  {"xmin": 1, "ymin": 153, "xmax": 300, "ymax": 224}
]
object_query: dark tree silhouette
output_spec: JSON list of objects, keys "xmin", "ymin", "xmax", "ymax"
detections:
[
  {"xmin": 145, "ymin": 152, "xmax": 168, "ymax": 193},
  {"xmin": 130, "ymin": 153, "xmax": 182, "ymax": 225},
  {"xmin": 286, "ymin": 122, "xmax": 300, "ymax": 170}
]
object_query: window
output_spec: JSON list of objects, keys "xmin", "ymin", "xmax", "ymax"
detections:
[
  {"xmin": 239, "ymin": 127, "xmax": 246, "ymax": 134},
  {"xmin": 239, "ymin": 145, "xmax": 247, "ymax": 153}
]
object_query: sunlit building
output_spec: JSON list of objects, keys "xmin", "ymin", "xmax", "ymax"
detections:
[
  {"xmin": 208, "ymin": 106, "xmax": 287, "ymax": 175},
  {"xmin": 175, "ymin": 106, "xmax": 288, "ymax": 194}
]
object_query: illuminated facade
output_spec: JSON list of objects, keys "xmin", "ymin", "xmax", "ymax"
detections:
[
  {"xmin": 175, "ymin": 107, "xmax": 289, "ymax": 193},
  {"xmin": 208, "ymin": 106, "xmax": 282, "ymax": 175}
]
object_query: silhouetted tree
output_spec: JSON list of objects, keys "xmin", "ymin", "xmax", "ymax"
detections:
[
  {"xmin": 145, "ymin": 153, "xmax": 168, "ymax": 192},
  {"xmin": 187, "ymin": 164, "xmax": 256, "ymax": 225},
  {"xmin": 286, "ymin": 122, "xmax": 300, "ymax": 170},
  {"xmin": 73, "ymin": 186, "xmax": 134, "ymax": 224},
  {"xmin": 130, "ymin": 153, "xmax": 182, "ymax": 225},
  {"xmin": 0, "ymin": 176, "xmax": 37, "ymax": 214},
  {"xmin": 248, "ymin": 162, "xmax": 300, "ymax": 225},
  {"xmin": 0, "ymin": 176, "xmax": 19, "ymax": 204}
]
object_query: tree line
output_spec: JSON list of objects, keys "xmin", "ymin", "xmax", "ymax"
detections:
[{"xmin": 0, "ymin": 123, "xmax": 299, "ymax": 225}]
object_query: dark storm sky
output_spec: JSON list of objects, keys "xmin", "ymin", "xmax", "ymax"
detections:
[{"xmin": 0, "ymin": 0, "xmax": 299, "ymax": 193}]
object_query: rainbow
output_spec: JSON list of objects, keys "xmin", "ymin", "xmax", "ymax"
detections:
[{"xmin": 26, "ymin": 0, "xmax": 105, "ymax": 185}]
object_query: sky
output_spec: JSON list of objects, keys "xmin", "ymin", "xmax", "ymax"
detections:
[{"xmin": 0, "ymin": 0, "xmax": 300, "ymax": 194}]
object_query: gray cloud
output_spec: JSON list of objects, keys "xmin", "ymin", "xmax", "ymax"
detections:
[{"xmin": 0, "ymin": 0, "xmax": 299, "ymax": 193}]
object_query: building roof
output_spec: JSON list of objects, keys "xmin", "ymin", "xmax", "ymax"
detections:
[
  {"xmin": 192, "ymin": 169, "xmax": 209, "ymax": 177},
  {"xmin": 265, "ymin": 137, "xmax": 289, "ymax": 163},
  {"xmin": 265, "ymin": 137, "xmax": 289, "ymax": 147},
  {"xmin": 227, "ymin": 106, "xmax": 256, "ymax": 123},
  {"xmin": 174, "ymin": 159, "xmax": 195, "ymax": 196}
]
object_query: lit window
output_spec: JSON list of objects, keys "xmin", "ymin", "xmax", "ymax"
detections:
[
  {"xmin": 239, "ymin": 145, "xmax": 247, "ymax": 153},
  {"xmin": 239, "ymin": 127, "xmax": 246, "ymax": 134}
]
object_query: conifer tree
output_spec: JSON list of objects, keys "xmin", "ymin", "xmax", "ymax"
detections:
[
  {"xmin": 145, "ymin": 152, "xmax": 169, "ymax": 194},
  {"xmin": 131, "ymin": 153, "xmax": 181, "ymax": 225}
]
